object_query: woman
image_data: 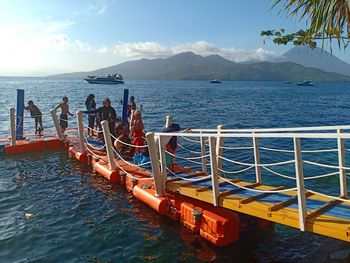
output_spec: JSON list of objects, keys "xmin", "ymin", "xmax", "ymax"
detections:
[{"xmin": 84, "ymin": 94, "xmax": 96, "ymax": 137}]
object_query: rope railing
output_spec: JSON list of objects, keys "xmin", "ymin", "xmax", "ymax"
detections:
[
  {"xmin": 218, "ymin": 165, "xmax": 254, "ymax": 174},
  {"xmin": 304, "ymin": 171, "xmax": 340, "ymax": 180},
  {"xmin": 218, "ymin": 145, "xmax": 254, "ymax": 150},
  {"xmin": 219, "ymin": 176, "xmax": 298, "ymax": 193},
  {"xmin": 112, "ymin": 147, "xmax": 151, "ymax": 168},
  {"xmin": 110, "ymin": 133, "xmax": 149, "ymax": 149},
  {"xmin": 303, "ymin": 160, "xmax": 350, "ymax": 170},
  {"xmin": 177, "ymin": 143, "xmax": 204, "ymax": 154},
  {"xmin": 218, "ymin": 155, "xmax": 295, "ymax": 167},
  {"xmin": 83, "ymin": 136, "xmax": 106, "ymax": 151},
  {"xmin": 180, "ymin": 135, "xmax": 201, "ymax": 144},
  {"xmin": 307, "ymin": 189, "xmax": 350, "ymax": 203},
  {"xmin": 262, "ymin": 166, "xmax": 296, "ymax": 180},
  {"xmin": 166, "ymin": 167, "xmax": 211, "ymax": 182},
  {"xmin": 165, "ymin": 150, "xmax": 203, "ymax": 165},
  {"xmin": 84, "ymin": 145, "xmax": 108, "ymax": 160},
  {"xmin": 82, "ymin": 122, "xmax": 103, "ymax": 134}
]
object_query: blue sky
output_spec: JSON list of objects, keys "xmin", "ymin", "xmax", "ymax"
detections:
[{"xmin": 1, "ymin": 0, "xmax": 349, "ymax": 76}]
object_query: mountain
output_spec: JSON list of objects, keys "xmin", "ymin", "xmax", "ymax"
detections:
[
  {"xmin": 276, "ymin": 46, "xmax": 350, "ymax": 76},
  {"xmin": 50, "ymin": 52, "xmax": 350, "ymax": 81}
]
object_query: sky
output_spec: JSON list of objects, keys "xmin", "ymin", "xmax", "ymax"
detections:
[{"xmin": 1, "ymin": 0, "xmax": 350, "ymax": 76}]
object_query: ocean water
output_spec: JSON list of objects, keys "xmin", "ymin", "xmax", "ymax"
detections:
[{"xmin": 0, "ymin": 77, "xmax": 350, "ymax": 262}]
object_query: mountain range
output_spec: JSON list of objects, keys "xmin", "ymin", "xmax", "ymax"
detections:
[{"xmin": 50, "ymin": 47, "xmax": 350, "ymax": 81}]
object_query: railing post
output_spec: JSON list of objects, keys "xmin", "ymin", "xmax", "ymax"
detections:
[
  {"xmin": 101, "ymin": 120, "xmax": 117, "ymax": 170},
  {"xmin": 9, "ymin": 108, "xmax": 16, "ymax": 146},
  {"xmin": 293, "ymin": 137, "xmax": 307, "ymax": 232},
  {"xmin": 337, "ymin": 129, "xmax": 347, "ymax": 198},
  {"xmin": 77, "ymin": 111, "xmax": 86, "ymax": 153},
  {"xmin": 158, "ymin": 135, "xmax": 168, "ymax": 189},
  {"xmin": 50, "ymin": 109, "xmax": 64, "ymax": 140},
  {"xmin": 200, "ymin": 132, "xmax": 207, "ymax": 174},
  {"xmin": 253, "ymin": 132, "xmax": 262, "ymax": 184},
  {"xmin": 146, "ymin": 132, "xmax": 163, "ymax": 196},
  {"xmin": 165, "ymin": 115, "xmax": 173, "ymax": 128},
  {"xmin": 216, "ymin": 125, "xmax": 224, "ymax": 177},
  {"xmin": 209, "ymin": 136, "xmax": 220, "ymax": 206}
]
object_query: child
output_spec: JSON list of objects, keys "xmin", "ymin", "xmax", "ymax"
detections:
[
  {"xmin": 55, "ymin": 96, "xmax": 73, "ymax": 132},
  {"xmin": 24, "ymin": 100, "xmax": 43, "ymax": 135}
]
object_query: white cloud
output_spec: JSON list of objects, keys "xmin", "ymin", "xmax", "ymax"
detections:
[
  {"xmin": 113, "ymin": 41, "xmax": 279, "ymax": 62},
  {"xmin": 98, "ymin": 46, "xmax": 108, "ymax": 53},
  {"xmin": 74, "ymin": 40, "xmax": 91, "ymax": 51}
]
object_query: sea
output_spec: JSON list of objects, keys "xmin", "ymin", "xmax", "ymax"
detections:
[{"xmin": 0, "ymin": 77, "xmax": 350, "ymax": 262}]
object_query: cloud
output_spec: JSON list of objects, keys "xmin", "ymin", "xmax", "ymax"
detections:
[
  {"xmin": 81, "ymin": 0, "xmax": 108, "ymax": 16},
  {"xmin": 98, "ymin": 46, "xmax": 108, "ymax": 53},
  {"xmin": 113, "ymin": 41, "xmax": 279, "ymax": 62},
  {"xmin": 74, "ymin": 40, "xmax": 91, "ymax": 51}
]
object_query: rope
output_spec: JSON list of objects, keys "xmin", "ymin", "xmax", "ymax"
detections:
[
  {"xmin": 180, "ymin": 136, "xmax": 201, "ymax": 144},
  {"xmin": 177, "ymin": 143, "xmax": 203, "ymax": 154},
  {"xmin": 303, "ymin": 160, "xmax": 350, "ymax": 170},
  {"xmin": 220, "ymin": 177, "xmax": 297, "ymax": 193},
  {"xmin": 219, "ymin": 146, "xmax": 254, "ymax": 150},
  {"xmin": 260, "ymin": 147, "xmax": 294, "ymax": 153},
  {"xmin": 307, "ymin": 190, "xmax": 350, "ymax": 204},
  {"xmin": 218, "ymin": 165, "xmax": 254, "ymax": 174},
  {"xmin": 304, "ymin": 171, "xmax": 339, "ymax": 180},
  {"xmin": 110, "ymin": 133, "xmax": 149, "ymax": 149},
  {"xmin": 85, "ymin": 146, "xmax": 108, "ymax": 160},
  {"xmin": 83, "ymin": 136, "xmax": 106, "ymax": 151},
  {"xmin": 219, "ymin": 155, "xmax": 294, "ymax": 167},
  {"xmin": 302, "ymin": 149, "xmax": 338, "ymax": 153},
  {"xmin": 112, "ymin": 147, "xmax": 151, "ymax": 168},
  {"xmin": 166, "ymin": 167, "xmax": 211, "ymax": 182},
  {"xmin": 82, "ymin": 122, "xmax": 103, "ymax": 134},
  {"xmin": 165, "ymin": 150, "xmax": 203, "ymax": 165},
  {"xmin": 262, "ymin": 166, "xmax": 296, "ymax": 180}
]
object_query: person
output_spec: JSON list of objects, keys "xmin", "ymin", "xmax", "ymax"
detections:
[
  {"xmin": 85, "ymin": 94, "xmax": 96, "ymax": 137},
  {"xmin": 85, "ymin": 98, "xmax": 117, "ymax": 139},
  {"xmin": 127, "ymin": 96, "xmax": 136, "ymax": 118},
  {"xmin": 24, "ymin": 100, "xmax": 43, "ymax": 135},
  {"xmin": 129, "ymin": 110, "xmax": 144, "ymax": 153},
  {"xmin": 114, "ymin": 125, "xmax": 132, "ymax": 155},
  {"xmin": 55, "ymin": 96, "xmax": 73, "ymax": 132}
]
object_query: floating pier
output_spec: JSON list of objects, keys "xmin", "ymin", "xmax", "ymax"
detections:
[{"xmin": 2, "ymin": 93, "xmax": 350, "ymax": 246}]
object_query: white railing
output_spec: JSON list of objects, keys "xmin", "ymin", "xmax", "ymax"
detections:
[{"xmin": 145, "ymin": 124, "xmax": 350, "ymax": 232}]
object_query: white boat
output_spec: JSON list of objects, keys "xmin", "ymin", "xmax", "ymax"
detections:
[
  {"xmin": 210, "ymin": 79, "xmax": 221, "ymax": 84},
  {"xmin": 84, "ymin": 73, "xmax": 124, "ymax": 84}
]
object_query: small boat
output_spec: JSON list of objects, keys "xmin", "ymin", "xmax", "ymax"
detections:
[
  {"xmin": 210, "ymin": 79, "xmax": 221, "ymax": 84},
  {"xmin": 296, "ymin": 80, "xmax": 314, "ymax": 86},
  {"xmin": 84, "ymin": 73, "xmax": 124, "ymax": 84},
  {"xmin": 284, "ymin": 81, "xmax": 292, "ymax": 84}
]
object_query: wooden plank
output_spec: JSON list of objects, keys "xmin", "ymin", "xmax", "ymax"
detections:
[
  {"xmin": 239, "ymin": 186, "xmax": 285, "ymax": 204},
  {"xmin": 268, "ymin": 191, "xmax": 313, "ymax": 212},
  {"xmin": 307, "ymin": 200, "xmax": 340, "ymax": 219}
]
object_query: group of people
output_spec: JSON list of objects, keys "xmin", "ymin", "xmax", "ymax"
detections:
[{"xmin": 84, "ymin": 94, "xmax": 145, "ymax": 157}]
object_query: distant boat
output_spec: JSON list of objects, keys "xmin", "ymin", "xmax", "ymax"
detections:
[
  {"xmin": 296, "ymin": 80, "xmax": 314, "ymax": 86},
  {"xmin": 284, "ymin": 81, "xmax": 292, "ymax": 84},
  {"xmin": 84, "ymin": 73, "xmax": 124, "ymax": 84},
  {"xmin": 210, "ymin": 79, "xmax": 221, "ymax": 84}
]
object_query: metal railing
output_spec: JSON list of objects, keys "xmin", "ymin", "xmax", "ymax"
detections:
[{"xmin": 146, "ymin": 125, "xmax": 350, "ymax": 232}]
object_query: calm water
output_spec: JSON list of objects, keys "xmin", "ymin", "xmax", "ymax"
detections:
[{"xmin": 1, "ymin": 78, "xmax": 350, "ymax": 262}]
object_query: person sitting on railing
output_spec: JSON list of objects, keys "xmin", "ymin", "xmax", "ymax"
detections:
[
  {"xmin": 84, "ymin": 94, "xmax": 96, "ymax": 137},
  {"xmin": 24, "ymin": 100, "xmax": 43, "ymax": 135},
  {"xmin": 130, "ymin": 110, "xmax": 144, "ymax": 153}
]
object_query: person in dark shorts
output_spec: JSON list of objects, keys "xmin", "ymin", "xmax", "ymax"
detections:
[
  {"xmin": 24, "ymin": 100, "xmax": 43, "ymax": 135},
  {"xmin": 127, "ymin": 96, "xmax": 136, "ymax": 118},
  {"xmin": 55, "ymin": 96, "xmax": 73, "ymax": 132},
  {"xmin": 85, "ymin": 94, "xmax": 96, "ymax": 137}
]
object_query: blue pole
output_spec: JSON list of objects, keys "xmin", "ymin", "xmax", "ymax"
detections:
[
  {"xmin": 16, "ymin": 89, "xmax": 25, "ymax": 140},
  {"xmin": 122, "ymin": 89, "xmax": 129, "ymax": 125}
]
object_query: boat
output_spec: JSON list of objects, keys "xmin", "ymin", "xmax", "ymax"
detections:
[
  {"xmin": 210, "ymin": 79, "xmax": 221, "ymax": 84},
  {"xmin": 84, "ymin": 73, "xmax": 124, "ymax": 84},
  {"xmin": 284, "ymin": 81, "xmax": 292, "ymax": 84},
  {"xmin": 296, "ymin": 80, "xmax": 314, "ymax": 86}
]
